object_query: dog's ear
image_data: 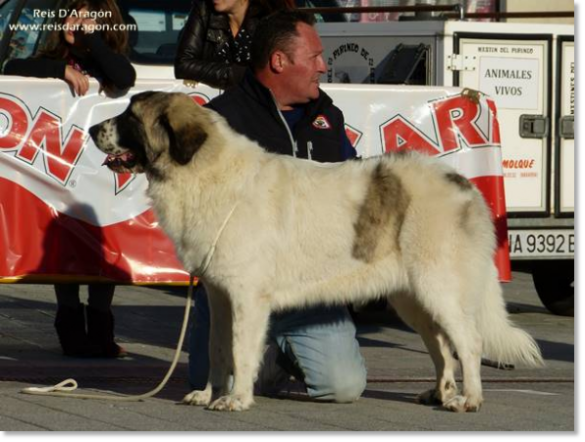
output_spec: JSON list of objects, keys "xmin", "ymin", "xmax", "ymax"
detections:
[{"xmin": 159, "ymin": 104, "xmax": 208, "ymax": 165}]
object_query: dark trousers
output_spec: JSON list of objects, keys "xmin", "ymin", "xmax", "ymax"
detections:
[{"xmin": 54, "ymin": 283, "xmax": 115, "ymax": 311}]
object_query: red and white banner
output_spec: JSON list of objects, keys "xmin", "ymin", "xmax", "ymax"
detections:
[{"xmin": 0, "ymin": 78, "xmax": 510, "ymax": 284}]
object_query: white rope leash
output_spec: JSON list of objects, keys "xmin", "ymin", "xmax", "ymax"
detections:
[
  {"xmin": 21, "ymin": 274, "xmax": 195, "ymax": 402},
  {"xmin": 23, "ymin": 378, "xmax": 79, "ymax": 394},
  {"xmin": 21, "ymin": 200, "xmax": 240, "ymax": 401},
  {"xmin": 196, "ymin": 202, "xmax": 239, "ymax": 277}
]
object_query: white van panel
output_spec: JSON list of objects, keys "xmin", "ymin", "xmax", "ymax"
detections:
[
  {"xmin": 558, "ymin": 39, "xmax": 574, "ymax": 214},
  {"xmin": 456, "ymin": 37, "xmax": 550, "ymax": 214}
]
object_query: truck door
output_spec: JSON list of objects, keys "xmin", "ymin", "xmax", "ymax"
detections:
[
  {"xmin": 556, "ymin": 36, "xmax": 574, "ymax": 217},
  {"xmin": 452, "ymin": 34, "xmax": 551, "ymax": 216}
]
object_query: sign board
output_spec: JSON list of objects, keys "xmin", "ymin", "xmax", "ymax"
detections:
[
  {"xmin": 0, "ymin": 78, "xmax": 510, "ymax": 283},
  {"xmin": 478, "ymin": 56, "xmax": 540, "ymax": 110}
]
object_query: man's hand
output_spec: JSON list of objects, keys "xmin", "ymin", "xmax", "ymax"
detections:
[{"xmin": 64, "ymin": 65, "xmax": 90, "ymax": 96}]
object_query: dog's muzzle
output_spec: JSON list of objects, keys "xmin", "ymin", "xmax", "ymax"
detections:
[
  {"xmin": 89, "ymin": 122, "xmax": 137, "ymax": 171},
  {"xmin": 101, "ymin": 152, "xmax": 137, "ymax": 169}
]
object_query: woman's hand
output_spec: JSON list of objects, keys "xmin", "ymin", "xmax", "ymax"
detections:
[{"xmin": 64, "ymin": 65, "xmax": 90, "ymax": 96}]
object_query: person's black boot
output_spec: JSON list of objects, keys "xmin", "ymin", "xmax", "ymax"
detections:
[
  {"xmin": 86, "ymin": 306, "xmax": 127, "ymax": 358},
  {"xmin": 54, "ymin": 303, "xmax": 99, "ymax": 357}
]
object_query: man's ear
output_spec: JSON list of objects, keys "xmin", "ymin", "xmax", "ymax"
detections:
[
  {"xmin": 159, "ymin": 105, "xmax": 208, "ymax": 165},
  {"xmin": 269, "ymin": 50, "xmax": 287, "ymax": 73}
]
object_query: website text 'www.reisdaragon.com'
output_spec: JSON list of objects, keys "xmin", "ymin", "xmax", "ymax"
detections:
[{"xmin": 8, "ymin": 22, "xmax": 137, "ymax": 33}]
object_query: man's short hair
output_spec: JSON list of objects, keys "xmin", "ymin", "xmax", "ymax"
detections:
[{"xmin": 250, "ymin": 10, "xmax": 316, "ymax": 71}]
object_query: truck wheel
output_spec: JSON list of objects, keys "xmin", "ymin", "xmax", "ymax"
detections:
[{"xmin": 532, "ymin": 260, "xmax": 574, "ymax": 316}]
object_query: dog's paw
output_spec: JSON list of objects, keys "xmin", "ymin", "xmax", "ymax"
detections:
[
  {"xmin": 207, "ymin": 394, "xmax": 252, "ymax": 412},
  {"xmin": 182, "ymin": 389, "xmax": 212, "ymax": 406},
  {"xmin": 416, "ymin": 389, "xmax": 443, "ymax": 405},
  {"xmin": 443, "ymin": 395, "xmax": 482, "ymax": 413},
  {"xmin": 417, "ymin": 382, "xmax": 459, "ymax": 406}
]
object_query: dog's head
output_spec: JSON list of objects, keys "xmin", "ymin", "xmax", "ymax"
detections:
[{"xmin": 89, "ymin": 91, "xmax": 211, "ymax": 175}]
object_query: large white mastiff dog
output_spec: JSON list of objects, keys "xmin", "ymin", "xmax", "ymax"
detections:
[{"xmin": 90, "ymin": 91, "xmax": 543, "ymax": 412}]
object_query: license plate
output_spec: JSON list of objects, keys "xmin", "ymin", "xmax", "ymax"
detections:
[{"xmin": 508, "ymin": 230, "xmax": 574, "ymax": 258}]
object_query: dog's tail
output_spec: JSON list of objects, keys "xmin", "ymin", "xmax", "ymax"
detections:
[{"xmin": 477, "ymin": 270, "xmax": 544, "ymax": 368}]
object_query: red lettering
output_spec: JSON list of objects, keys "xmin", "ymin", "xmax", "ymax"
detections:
[
  {"xmin": 502, "ymin": 159, "xmax": 535, "ymax": 169},
  {"xmin": 115, "ymin": 173, "xmax": 134, "ymax": 193},
  {"xmin": 0, "ymin": 97, "xmax": 29, "ymax": 151},
  {"xmin": 432, "ymin": 96, "xmax": 487, "ymax": 152},
  {"xmin": 19, "ymin": 109, "xmax": 85, "ymax": 184},
  {"xmin": 345, "ymin": 125, "xmax": 362, "ymax": 148},
  {"xmin": 486, "ymin": 98, "xmax": 501, "ymax": 145},
  {"xmin": 0, "ymin": 94, "xmax": 131, "ymax": 192},
  {"xmin": 381, "ymin": 117, "xmax": 440, "ymax": 156}
]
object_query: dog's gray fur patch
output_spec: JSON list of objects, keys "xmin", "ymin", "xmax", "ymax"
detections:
[
  {"xmin": 445, "ymin": 172, "xmax": 473, "ymax": 191},
  {"xmin": 352, "ymin": 163, "xmax": 410, "ymax": 262}
]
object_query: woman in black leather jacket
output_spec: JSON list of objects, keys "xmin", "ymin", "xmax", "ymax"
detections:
[{"xmin": 174, "ymin": 0, "xmax": 289, "ymax": 89}]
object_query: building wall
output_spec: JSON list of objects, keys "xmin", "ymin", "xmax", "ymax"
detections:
[{"xmin": 503, "ymin": 0, "xmax": 574, "ymax": 24}]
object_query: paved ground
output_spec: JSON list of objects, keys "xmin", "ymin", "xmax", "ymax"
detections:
[{"xmin": 0, "ymin": 270, "xmax": 575, "ymax": 432}]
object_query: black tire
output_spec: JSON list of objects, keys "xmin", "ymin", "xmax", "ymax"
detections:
[{"xmin": 532, "ymin": 260, "xmax": 574, "ymax": 316}]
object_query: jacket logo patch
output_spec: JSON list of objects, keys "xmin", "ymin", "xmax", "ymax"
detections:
[{"xmin": 312, "ymin": 115, "xmax": 331, "ymax": 130}]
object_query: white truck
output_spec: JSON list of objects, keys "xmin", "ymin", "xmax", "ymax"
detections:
[{"xmin": 318, "ymin": 19, "xmax": 575, "ymax": 315}]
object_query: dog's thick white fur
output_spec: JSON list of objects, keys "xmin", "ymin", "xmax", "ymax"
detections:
[{"xmin": 91, "ymin": 91, "xmax": 543, "ymax": 413}]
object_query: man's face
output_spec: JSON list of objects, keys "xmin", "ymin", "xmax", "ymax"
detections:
[{"xmin": 281, "ymin": 23, "xmax": 327, "ymax": 105}]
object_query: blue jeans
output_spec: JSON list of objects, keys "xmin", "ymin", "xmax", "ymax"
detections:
[{"xmin": 188, "ymin": 286, "xmax": 367, "ymax": 403}]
